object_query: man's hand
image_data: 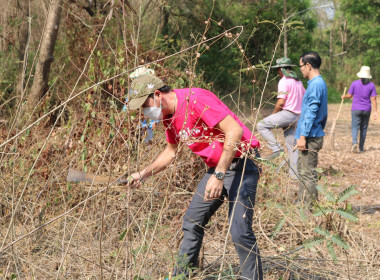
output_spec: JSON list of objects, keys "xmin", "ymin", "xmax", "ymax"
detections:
[
  {"xmin": 204, "ymin": 175, "xmax": 224, "ymax": 201},
  {"xmin": 124, "ymin": 172, "xmax": 143, "ymax": 188},
  {"xmin": 373, "ymin": 112, "xmax": 378, "ymax": 120},
  {"xmin": 296, "ymin": 136, "xmax": 307, "ymax": 151}
]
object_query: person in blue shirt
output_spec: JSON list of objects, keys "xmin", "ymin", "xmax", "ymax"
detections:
[
  {"xmin": 295, "ymin": 51, "xmax": 328, "ymax": 203},
  {"xmin": 138, "ymin": 115, "xmax": 159, "ymax": 145}
]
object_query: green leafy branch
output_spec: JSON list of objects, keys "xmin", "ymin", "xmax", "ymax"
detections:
[{"xmin": 303, "ymin": 185, "xmax": 358, "ymax": 262}]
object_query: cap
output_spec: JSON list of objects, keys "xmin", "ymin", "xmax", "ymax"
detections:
[
  {"xmin": 129, "ymin": 66, "xmax": 155, "ymax": 79},
  {"xmin": 128, "ymin": 74, "xmax": 165, "ymax": 110}
]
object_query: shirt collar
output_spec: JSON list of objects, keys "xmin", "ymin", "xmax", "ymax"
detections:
[{"xmin": 307, "ymin": 75, "xmax": 322, "ymax": 85}]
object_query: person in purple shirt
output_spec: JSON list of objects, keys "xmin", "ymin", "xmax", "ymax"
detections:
[{"xmin": 342, "ymin": 66, "xmax": 378, "ymax": 153}]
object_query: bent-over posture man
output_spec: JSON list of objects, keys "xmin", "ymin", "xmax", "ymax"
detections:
[
  {"xmin": 127, "ymin": 74, "xmax": 263, "ymax": 279},
  {"xmin": 341, "ymin": 66, "xmax": 377, "ymax": 153},
  {"xmin": 257, "ymin": 57, "xmax": 305, "ymax": 178},
  {"xmin": 295, "ymin": 52, "xmax": 328, "ymax": 203}
]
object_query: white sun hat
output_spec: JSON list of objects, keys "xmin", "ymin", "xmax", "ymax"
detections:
[
  {"xmin": 357, "ymin": 66, "xmax": 372, "ymax": 79},
  {"xmin": 129, "ymin": 66, "xmax": 155, "ymax": 79}
]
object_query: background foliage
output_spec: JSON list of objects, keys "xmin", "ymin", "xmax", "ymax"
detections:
[{"xmin": 1, "ymin": 0, "xmax": 379, "ymax": 119}]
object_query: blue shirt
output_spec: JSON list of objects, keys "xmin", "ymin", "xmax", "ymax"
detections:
[
  {"xmin": 139, "ymin": 119, "xmax": 159, "ymax": 129},
  {"xmin": 295, "ymin": 75, "xmax": 328, "ymax": 139}
]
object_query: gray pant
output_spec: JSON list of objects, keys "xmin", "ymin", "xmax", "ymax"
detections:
[
  {"xmin": 174, "ymin": 158, "xmax": 263, "ymax": 280},
  {"xmin": 256, "ymin": 110, "xmax": 299, "ymax": 178},
  {"xmin": 145, "ymin": 128, "xmax": 154, "ymax": 143},
  {"xmin": 297, "ymin": 137, "xmax": 323, "ymax": 202}
]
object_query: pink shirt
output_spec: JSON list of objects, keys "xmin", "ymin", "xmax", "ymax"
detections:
[
  {"xmin": 277, "ymin": 76, "xmax": 305, "ymax": 114},
  {"xmin": 163, "ymin": 88, "xmax": 260, "ymax": 167}
]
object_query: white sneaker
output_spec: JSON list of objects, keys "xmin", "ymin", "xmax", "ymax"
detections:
[{"xmin": 351, "ymin": 144, "xmax": 358, "ymax": 153}]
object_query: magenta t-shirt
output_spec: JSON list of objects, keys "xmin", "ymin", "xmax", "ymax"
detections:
[
  {"xmin": 277, "ymin": 76, "xmax": 305, "ymax": 114},
  {"xmin": 349, "ymin": 80, "xmax": 377, "ymax": 111},
  {"xmin": 163, "ymin": 88, "xmax": 260, "ymax": 167}
]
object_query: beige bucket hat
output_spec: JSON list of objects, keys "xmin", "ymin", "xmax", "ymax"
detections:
[
  {"xmin": 357, "ymin": 66, "xmax": 372, "ymax": 79},
  {"xmin": 128, "ymin": 74, "xmax": 165, "ymax": 110}
]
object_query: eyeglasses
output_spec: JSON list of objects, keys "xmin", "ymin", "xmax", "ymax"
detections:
[{"xmin": 299, "ymin": 64, "xmax": 306, "ymax": 68}]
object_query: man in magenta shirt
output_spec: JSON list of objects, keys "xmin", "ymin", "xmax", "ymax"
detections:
[
  {"xmin": 342, "ymin": 66, "xmax": 377, "ymax": 152},
  {"xmin": 257, "ymin": 57, "xmax": 305, "ymax": 178},
  {"xmin": 127, "ymin": 74, "xmax": 263, "ymax": 279}
]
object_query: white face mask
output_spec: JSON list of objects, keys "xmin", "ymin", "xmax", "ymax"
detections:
[{"xmin": 143, "ymin": 96, "xmax": 163, "ymax": 121}]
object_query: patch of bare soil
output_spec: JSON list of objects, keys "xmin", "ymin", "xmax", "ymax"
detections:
[
  {"xmin": 321, "ymin": 103, "xmax": 380, "ymax": 205},
  {"xmin": 256, "ymin": 103, "xmax": 380, "ymax": 207}
]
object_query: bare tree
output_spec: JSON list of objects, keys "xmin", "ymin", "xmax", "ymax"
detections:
[
  {"xmin": 0, "ymin": 0, "xmax": 30, "ymax": 95},
  {"xmin": 0, "ymin": 0, "xmax": 16, "ymax": 52},
  {"xmin": 329, "ymin": 27, "xmax": 333, "ymax": 72},
  {"xmin": 283, "ymin": 0, "xmax": 287, "ymax": 57},
  {"xmin": 26, "ymin": 0, "xmax": 63, "ymax": 113},
  {"xmin": 16, "ymin": 0, "xmax": 31, "ymax": 96}
]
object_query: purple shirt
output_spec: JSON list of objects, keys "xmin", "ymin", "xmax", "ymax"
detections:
[{"xmin": 349, "ymin": 80, "xmax": 377, "ymax": 111}]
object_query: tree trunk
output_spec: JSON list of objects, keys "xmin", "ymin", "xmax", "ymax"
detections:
[
  {"xmin": 16, "ymin": 0, "xmax": 31, "ymax": 96},
  {"xmin": 160, "ymin": 4, "xmax": 170, "ymax": 35},
  {"xmin": 283, "ymin": 0, "xmax": 287, "ymax": 58},
  {"xmin": 329, "ymin": 27, "xmax": 333, "ymax": 72},
  {"xmin": 26, "ymin": 0, "xmax": 63, "ymax": 112},
  {"xmin": 0, "ymin": 0, "xmax": 15, "ymax": 52},
  {"xmin": 340, "ymin": 18, "xmax": 347, "ymax": 69}
]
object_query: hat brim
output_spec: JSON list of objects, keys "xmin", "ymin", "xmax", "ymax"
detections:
[
  {"xmin": 129, "ymin": 68, "xmax": 155, "ymax": 79},
  {"xmin": 128, "ymin": 95, "xmax": 149, "ymax": 110},
  {"xmin": 271, "ymin": 64, "xmax": 296, "ymax": 69},
  {"xmin": 357, "ymin": 72, "xmax": 372, "ymax": 79}
]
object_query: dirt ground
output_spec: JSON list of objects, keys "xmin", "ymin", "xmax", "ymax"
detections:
[
  {"xmin": 257, "ymin": 101, "xmax": 380, "ymax": 237},
  {"xmin": 318, "ymin": 103, "xmax": 380, "ymax": 243},
  {"xmin": 257, "ymin": 102, "xmax": 380, "ymax": 206},
  {"xmin": 320, "ymin": 103, "xmax": 380, "ymax": 206},
  {"xmin": 252, "ymin": 102, "xmax": 380, "ymax": 279}
]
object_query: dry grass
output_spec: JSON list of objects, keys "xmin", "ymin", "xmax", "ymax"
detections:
[
  {"xmin": 0, "ymin": 103, "xmax": 379, "ymax": 279},
  {"xmin": 1, "ymin": 2, "xmax": 379, "ymax": 279}
]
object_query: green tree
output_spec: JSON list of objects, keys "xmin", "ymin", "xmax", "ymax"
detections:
[
  {"xmin": 339, "ymin": 0, "xmax": 380, "ymax": 84},
  {"xmin": 162, "ymin": 0, "xmax": 317, "ymax": 99}
]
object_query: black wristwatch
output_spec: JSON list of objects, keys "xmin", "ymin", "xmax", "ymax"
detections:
[{"xmin": 213, "ymin": 171, "xmax": 225, "ymax": 180}]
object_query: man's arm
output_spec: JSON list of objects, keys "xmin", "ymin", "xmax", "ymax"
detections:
[
  {"xmin": 371, "ymin": 96, "xmax": 378, "ymax": 120},
  {"xmin": 296, "ymin": 90, "xmax": 321, "ymax": 151},
  {"xmin": 273, "ymin": 98, "xmax": 286, "ymax": 114},
  {"xmin": 204, "ymin": 115, "xmax": 243, "ymax": 200},
  {"xmin": 129, "ymin": 142, "xmax": 178, "ymax": 187}
]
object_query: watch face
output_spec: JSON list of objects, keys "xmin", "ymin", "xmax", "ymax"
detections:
[{"xmin": 214, "ymin": 171, "xmax": 225, "ymax": 180}]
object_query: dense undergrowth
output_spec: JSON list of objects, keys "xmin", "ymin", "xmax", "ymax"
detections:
[{"xmin": 1, "ymin": 104, "xmax": 379, "ymax": 278}]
